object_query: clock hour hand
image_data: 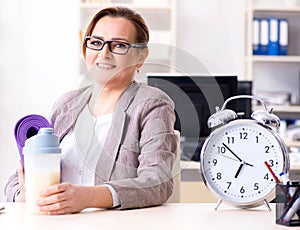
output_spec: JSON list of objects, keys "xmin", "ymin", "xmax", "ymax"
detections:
[
  {"xmin": 222, "ymin": 143, "xmax": 242, "ymax": 162},
  {"xmin": 234, "ymin": 162, "xmax": 244, "ymax": 178},
  {"xmin": 244, "ymin": 161, "xmax": 254, "ymax": 167}
]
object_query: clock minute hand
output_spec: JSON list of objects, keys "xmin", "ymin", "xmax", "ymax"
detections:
[
  {"xmin": 222, "ymin": 143, "xmax": 242, "ymax": 162},
  {"xmin": 222, "ymin": 143, "xmax": 254, "ymax": 167}
]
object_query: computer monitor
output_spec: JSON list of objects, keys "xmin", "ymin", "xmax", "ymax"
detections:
[
  {"xmin": 236, "ymin": 80, "xmax": 253, "ymax": 119},
  {"xmin": 147, "ymin": 73, "xmax": 238, "ymax": 161}
]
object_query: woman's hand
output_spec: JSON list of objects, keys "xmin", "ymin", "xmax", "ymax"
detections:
[
  {"xmin": 37, "ymin": 183, "xmax": 113, "ymax": 215},
  {"xmin": 37, "ymin": 183, "xmax": 88, "ymax": 215}
]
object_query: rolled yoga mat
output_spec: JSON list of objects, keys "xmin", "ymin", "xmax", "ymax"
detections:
[{"xmin": 14, "ymin": 114, "xmax": 51, "ymax": 166}]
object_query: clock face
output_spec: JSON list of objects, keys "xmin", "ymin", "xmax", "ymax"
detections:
[{"xmin": 201, "ymin": 119, "xmax": 289, "ymax": 208}]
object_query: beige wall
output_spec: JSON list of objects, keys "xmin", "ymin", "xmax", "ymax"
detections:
[{"xmin": 181, "ymin": 182, "xmax": 217, "ymax": 203}]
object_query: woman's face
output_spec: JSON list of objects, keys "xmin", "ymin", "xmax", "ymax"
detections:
[{"xmin": 85, "ymin": 16, "xmax": 146, "ymax": 88}]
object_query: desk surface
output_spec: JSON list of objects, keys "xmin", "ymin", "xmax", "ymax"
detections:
[{"xmin": 0, "ymin": 202, "xmax": 290, "ymax": 229}]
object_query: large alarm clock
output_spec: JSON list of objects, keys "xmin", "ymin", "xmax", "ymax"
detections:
[{"xmin": 200, "ymin": 95, "xmax": 290, "ymax": 210}]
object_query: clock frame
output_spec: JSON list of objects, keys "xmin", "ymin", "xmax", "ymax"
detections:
[{"xmin": 200, "ymin": 95, "xmax": 290, "ymax": 210}]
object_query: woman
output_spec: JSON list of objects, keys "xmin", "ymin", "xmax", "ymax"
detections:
[{"xmin": 5, "ymin": 6, "xmax": 178, "ymax": 214}]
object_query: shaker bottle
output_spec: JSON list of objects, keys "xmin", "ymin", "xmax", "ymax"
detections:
[{"xmin": 23, "ymin": 127, "xmax": 61, "ymax": 214}]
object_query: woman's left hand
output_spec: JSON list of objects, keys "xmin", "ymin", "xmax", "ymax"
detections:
[{"xmin": 37, "ymin": 182, "xmax": 88, "ymax": 215}]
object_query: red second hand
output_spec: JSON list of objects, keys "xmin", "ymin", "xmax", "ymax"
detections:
[{"xmin": 264, "ymin": 161, "xmax": 280, "ymax": 183}]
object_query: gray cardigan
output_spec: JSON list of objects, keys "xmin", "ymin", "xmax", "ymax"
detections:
[{"xmin": 5, "ymin": 81, "xmax": 178, "ymax": 210}]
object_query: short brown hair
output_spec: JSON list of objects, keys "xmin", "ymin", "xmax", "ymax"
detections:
[{"xmin": 82, "ymin": 6, "xmax": 149, "ymax": 58}]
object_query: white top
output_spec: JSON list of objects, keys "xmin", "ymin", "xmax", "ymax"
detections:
[
  {"xmin": 60, "ymin": 115, "xmax": 111, "ymax": 184},
  {"xmin": 60, "ymin": 105, "xmax": 120, "ymax": 206}
]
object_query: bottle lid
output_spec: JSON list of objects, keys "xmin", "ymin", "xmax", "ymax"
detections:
[{"xmin": 23, "ymin": 128, "xmax": 61, "ymax": 154}]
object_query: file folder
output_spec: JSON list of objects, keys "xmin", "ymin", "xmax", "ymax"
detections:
[
  {"xmin": 268, "ymin": 18, "xmax": 279, "ymax": 55},
  {"xmin": 259, "ymin": 19, "xmax": 269, "ymax": 55},
  {"xmin": 279, "ymin": 19, "xmax": 289, "ymax": 55},
  {"xmin": 253, "ymin": 18, "xmax": 260, "ymax": 55}
]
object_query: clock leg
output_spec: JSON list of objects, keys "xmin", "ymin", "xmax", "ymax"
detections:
[
  {"xmin": 263, "ymin": 199, "xmax": 271, "ymax": 211},
  {"xmin": 215, "ymin": 199, "xmax": 223, "ymax": 211}
]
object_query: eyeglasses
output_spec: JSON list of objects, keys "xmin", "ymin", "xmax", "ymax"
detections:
[{"xmin": 84, "ymin": 36, "xmax": 147, "ymax": 55}]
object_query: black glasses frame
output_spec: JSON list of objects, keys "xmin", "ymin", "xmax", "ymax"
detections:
[{"xmin": 84, "ymin": 36, "xmax": 147, "ymax": 55}]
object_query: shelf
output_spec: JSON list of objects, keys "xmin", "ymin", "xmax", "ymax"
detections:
[
  {"xmin": 247, "ymin": 55, "xmax": 300, "ymax": 63},
  {"xmin": 244, "ymin": 0, "xmax": 300, "ymax": 82},
  {"xmin": 251, "ymin": 6, "xmax": 300, "ymax": 13},
  {"xmin": 253, "ymin": 104, "xmax": 300, "ymax": 113},
  {"xmin": 253, "ymin": 105, "xmax": 300, "ymax": 119}
]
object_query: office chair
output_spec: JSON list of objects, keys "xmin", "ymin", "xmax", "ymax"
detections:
[{"xmin": 167, "ymin": 130, "xmax": 181, "ymax": 203}]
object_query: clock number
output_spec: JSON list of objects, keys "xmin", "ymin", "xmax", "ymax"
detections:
[
  {"xmin": 227, "ymin": 182, "xmax": 232, "ymax": 189},
  {"xmin": 227, "ymin": 136, "xmax": 234, "ymax": 144},
  {"xmin": 264, "ymin": 173, "xmax": 269, "ymax": 180},
  {"xmin": 255, "ymin": 136, "xmax": 259, "ymax": 143},
  {"xmin": 267, "ymin": 159, "xmax": 274, "ymax": 167},
  {"xmin": 265, "ymin": 146, "xmax": 270, "ymax": 153},
  {"xmin": 216, "ymin": 172, "xmax": 222, "ymax": 180},
  {"xmin": 212, "ymin": 159, "xmax": 217, "ymax": 166},
  {"xmin": 254, "ymin": 183, "xmax": 259, "ymax": 190},
  {"xmin": 217, "ymin": 146, "xmax": 226, "ymax": 154},
  {"xmin": 239, "ymin": 132, "xmax": 248, "ymax": 140},
  {"xmin": 240, "ymin": 186, "xmax": 245, "ymax": 194}
]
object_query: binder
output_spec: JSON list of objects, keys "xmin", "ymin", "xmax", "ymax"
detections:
[
  {"xmin": 279, "ymin": 19, "xmax": 289, "ymax": 55},
  {"xmin": 259, "ymin": 19, "xmax": 269, "ymax": 55},
  {"xmin": 252, "ymin": 18, "xmax": 260, "ymax": 55},
  {"xmin": 268, "ymin": 18, "xmax": 279, "ymax": 55}
]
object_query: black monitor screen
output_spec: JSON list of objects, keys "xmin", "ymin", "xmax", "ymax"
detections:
[
  {"xmin": 237, "ymin": 81, "xmax": 253, "ymax": 119},
  {"xmin": 147, "ymin": 74, "xmax": 238, "ymax": 160}
]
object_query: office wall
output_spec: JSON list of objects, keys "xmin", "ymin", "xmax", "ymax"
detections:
[
  {"xmin": 0, "ymin": 0, "xmax": 245, "ymax": 201},
  {"xmin": 0, "ymin": 0, "xmax": 80, "ymax": 201},
  {"xmin": 176, "ymin": 0, "xmax": 245, "ymax": 79}
]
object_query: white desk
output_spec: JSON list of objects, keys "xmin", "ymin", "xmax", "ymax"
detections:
[{"xmin": 0, "ymin": 202, "xmax": 289, "ymax": 229}]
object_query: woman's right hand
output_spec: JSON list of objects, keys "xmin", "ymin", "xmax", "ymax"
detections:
[{"xmin": 16, "ymin": 160, "xmax": 25, "ymax": 202}]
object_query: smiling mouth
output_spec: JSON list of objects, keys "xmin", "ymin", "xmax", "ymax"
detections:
[{"xmin": 96, "ymin": 63, "xmax": 115, "ymax": 69}]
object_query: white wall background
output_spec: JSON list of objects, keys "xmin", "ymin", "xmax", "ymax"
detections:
[
  {"xmin": 0, "ymin": 0, "xmax": 80, "ymax": 201},
  {"xmin": 176, "ymin": 0, "xmax": 245, "ymax": 79},
  {"xmin": 0, "ymin": 0, "xmax": 245, "ymax": 201}
]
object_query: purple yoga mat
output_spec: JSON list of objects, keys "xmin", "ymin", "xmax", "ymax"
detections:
[{"xmin": 14, "ymin": 114, "xmax": 51, "ymax": 166}]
